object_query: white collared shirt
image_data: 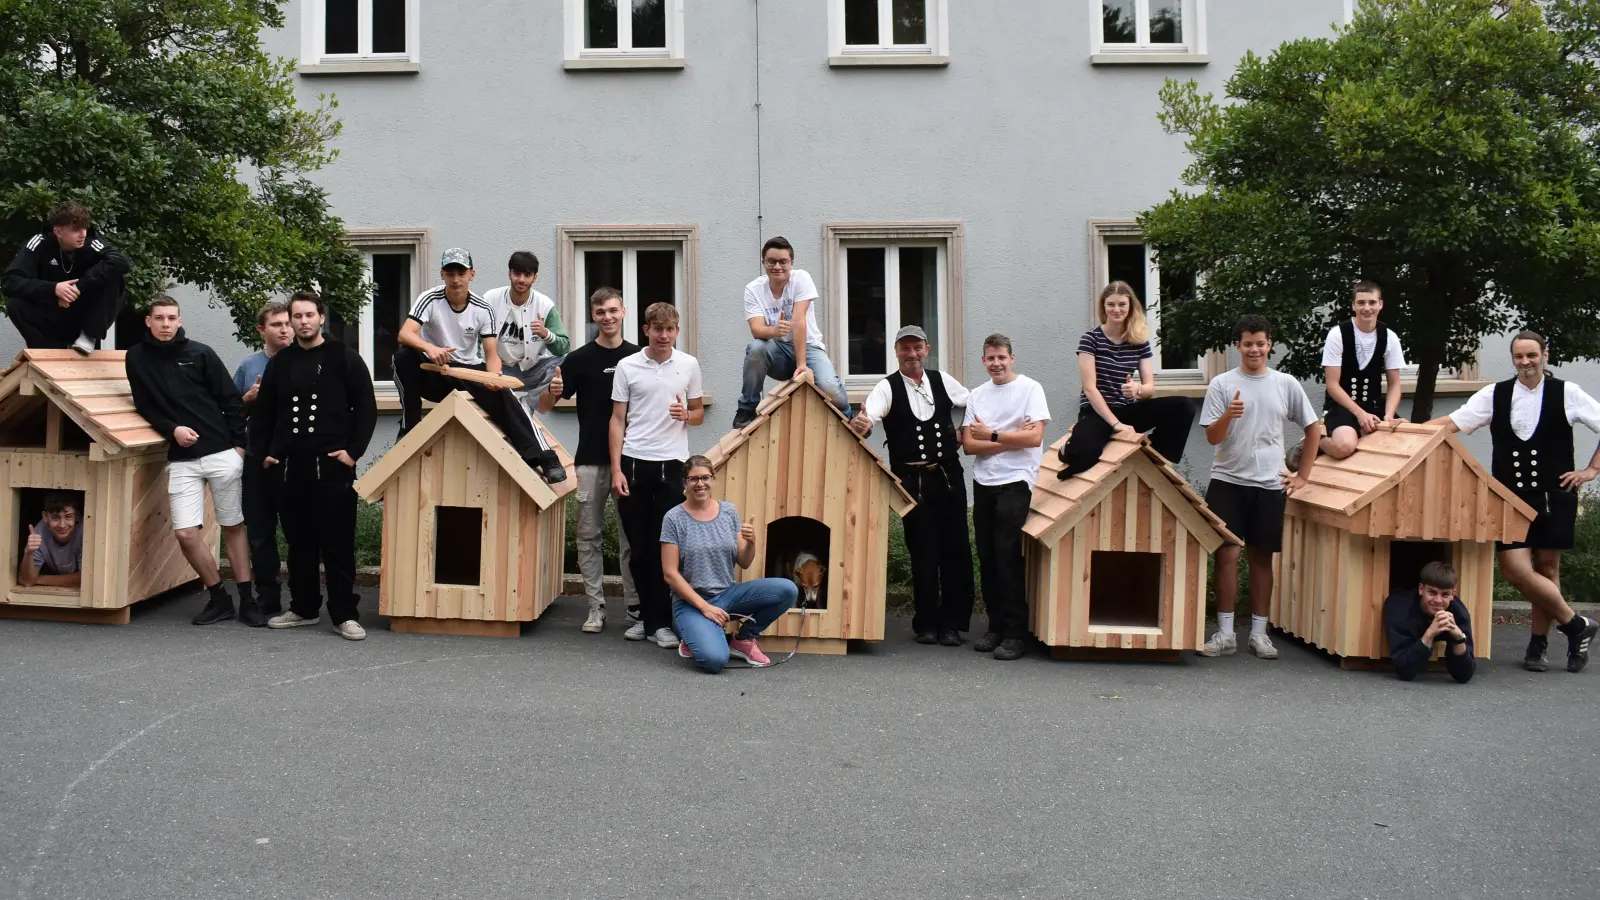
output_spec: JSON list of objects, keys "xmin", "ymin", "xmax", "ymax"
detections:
[
  {"xmin": 1449, "ymin": 376, "xmax": 1600, "ymax": 440},
  {"xmin": 611, "ymin": 348, "xmax": 704, "ymax": 461},
  {"xmin": 861, "ymin": 371, "xmax": 969, "ymax": 425}
]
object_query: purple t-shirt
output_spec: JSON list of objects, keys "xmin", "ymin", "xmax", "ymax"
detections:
[{"xmin": 32, "ymin": 517, "xmax": 83, "ymax": 575}]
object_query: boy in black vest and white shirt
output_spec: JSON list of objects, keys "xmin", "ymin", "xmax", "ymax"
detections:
[{"xmin": 1319, "ymin": 280, "xmax": 1404, "ymax": 460}]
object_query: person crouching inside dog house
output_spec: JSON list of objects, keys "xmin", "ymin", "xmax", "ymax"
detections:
[
  {"xmin": 0, "ymin": 349, "xmax": 219, "ymax": 624},
  {"xmin": 354, "ymin": 391, "xmax": 576, "ymax": 638},
  {"xmin": 704, "ymin": 372, "xmax": 916, "ymax": 655},
  {"xmin": 1271, "ymin": 422, "xmax": 1536, "ymax": 666},
  {"xmin": 1025, "ymin": 430, "xmax": 1240, "ymax": 660}
]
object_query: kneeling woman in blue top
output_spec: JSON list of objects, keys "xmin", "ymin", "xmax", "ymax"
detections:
[{"xmin": 661, "ymin": 455, "xmax": 798, "ymax": 672}]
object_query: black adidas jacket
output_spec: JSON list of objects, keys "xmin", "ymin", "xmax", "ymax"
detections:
[
  {"xmin": 2, "ymin": 229, "xmax": 130, "ymax": 305},
  {"xmin": 126, "ymin": 328, "xmax": 248, "ymax": 461}
]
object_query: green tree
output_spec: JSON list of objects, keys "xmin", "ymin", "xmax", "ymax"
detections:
[
  {"xmin": 1141, "ymin": 0, "xmax": 1600, "ymax": 420},
  {"xmin": 0, "ymin": 0, "xmax": 367, "ymax": 345}
]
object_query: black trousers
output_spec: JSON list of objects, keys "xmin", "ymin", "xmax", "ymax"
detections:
[
  {"xmin": 276, "ymin": 458, "xmax": 359, "ymax": 624},
  {"xmin": 7, "ymin": 274, "xmax": 124, "ymax": 349},
  {"xmin": 895, "ymin": 461, "xmax": 975, "ymax": 634},
  {"xmin": 973, "ymin": 480, "xmax": 1032, "ymax": 640},
  {"xmin": 1063, "ymin": 396, "xmax": 1197, "ymax": 477},
  {"xmin": 242, "ymin": 454, "xmax": 281, "ymax": 608},
  {"xmin": 392, "ymin": 345, "xmax": 553, "ymax": 461},
  {"xmin": 617, "ymin": 456, "xmax": 684, "ymax": 635}
]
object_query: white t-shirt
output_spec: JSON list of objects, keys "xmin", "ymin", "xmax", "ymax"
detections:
[
  {"xmin": 743, "ymin": 269, "xmax": 825, "ymax": 349},
  {"xmin": 1321, "ymin": 322, "xmax": 1407, "ymax": 370},
  {"xmin": 1449, "ymin": 377, "xmax": 1600, "ymax": 439},
  {"xmin": 861, "ymin": 371, "xmax": 969, "ymax": 424},
  {"xmin": 610, "ymin": 348, "xmax": 704, "ymax": 462},
  {"xmin": 1200, "ymin": 368, "xmax": 1320, "ymax": 490},
  {"xmin": 485, "ymin": 287, "xmax": 557, "ymax": 372},
  {"xmin": 962, "ymin": 374, "xmax": 1051, "ymax": 487},
  {"xmin": 409, "ymin": 286, "xmax": 494, "ymax": 366}
]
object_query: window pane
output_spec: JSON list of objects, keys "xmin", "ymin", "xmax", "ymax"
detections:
[
  {"xmin": 634, "ymin": 250, "xmax": 676, "ymax": 347},
  {"xmin": 327, "ymin": 309, "xmax": 358, "ymax": 350},
  {"xmin": 1150, "ymin": 0, "xmax": 1183, "ymax": 44},
  {"xmin": 1158, "ymin": 267, "xmax": 1199, "ymax": 370},
  {"xmin": 372, "ymin": 0, "xmax": 407, "ymax": 53},
  {"xmin": 1102, "ymin": 0, "xmax": 1136, "ymax": 44},
  {"xmin": 632, "ymin": 0, "xmax": 666, "ymax": 49},
  {"xmin": 583, "ymin": 250, "xmax": 624, "ymax": 344},
  {"xmin": 586, "ymin": 0, "xmax": 618, "ymax": 49},
  {"xmin": 325, "ymin": 0, "xmax": 358, "ymax": 54},
  {"xmin": 371, "ymin": 252, "xmax": 410, "ymax": 382},
  {"xmin": 898, "ymin": 247, "xmax": 939, "ymax": 370},
  {"xmin": 1105, "ymin": 243, "xmax": 1147, "ymax": 303},
  {"xmin": 844, "ymin": 0, "xmax": 880, "ymax": 46},
  {"xmin": 846, "ymin": 248, "xmax": 888, "ymax": 376},
  {"xmin": 892, "ymin": 0, "xmax": 926, "ymax": 45}
]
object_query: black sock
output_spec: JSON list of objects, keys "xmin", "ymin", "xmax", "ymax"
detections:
[
  {"xmin": 236, "ymin": 581, "xmax": 254, "ymax": 604},
  {"xmin": 1558, "ymin": 615, "xmax": 1590, "ymax": 639},
  {"xmin": 207, "ymin": 582, "xmax": 230, "ymax": 603},
  {"xmin": 1529, "ymin": 632, "xmax": 1549, "ymax": 646}
]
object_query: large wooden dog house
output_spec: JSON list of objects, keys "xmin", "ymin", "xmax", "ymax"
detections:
[
  {"xmin": 705, "ymin": 373, "xmax": 916, "ymax": 655},
  {"xmin": 354, "ymin": 391, "xmax": 576, "ymax": 638},
  {"xmin": 0, "ymin": 350, "xmax": 218, "ymax": 624},
  {"xmin": 1272, "ymin": 423, "xmax": 1536, "ymax": 663},
  {"xmin": 1024, "ymin": 430, "xmax": 1240, "ymax": 660}
]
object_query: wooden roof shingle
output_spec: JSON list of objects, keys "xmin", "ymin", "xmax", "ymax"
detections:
[{"xmin": 0, "ymin": 350, "xmax": 163, "ymax": 453}]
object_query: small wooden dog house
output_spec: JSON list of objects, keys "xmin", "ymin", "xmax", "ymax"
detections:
[
  {"xmin": 1272, "ymin": 423, "xmax": 1536, "ymax": 663},
  {"xmin": 0, "ymin": 350, "xmax": 218, "ymax": 624},
  {"xmin": 1024, "ymin": 430, "xmax": 1240, "ymax": 659},
  {"xmin": 355, "ymin": 390, "xmax": 575, "ymax": 638},
  {"xmin": 705, "ymin": 373, "xmax": 916, "ymax": 655}
]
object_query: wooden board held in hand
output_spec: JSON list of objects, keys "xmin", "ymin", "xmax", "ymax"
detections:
[{"xmin": 420, "ymin": 363, "xmax": 524, "ymax": 390}]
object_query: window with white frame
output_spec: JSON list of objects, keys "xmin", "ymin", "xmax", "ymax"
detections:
[
  {"xmin": 830, "ymin": 0, "xmax": 949, "ymax": 63},
  {"xmin": 1090, "ymin": 220, "xmax": 1216, "ymax": 382},
  {"xmin": 556, "ymin": 226, "xmax": 700, "ymax": 355},
  {"xmin": 300, "ymin": 0, "xmax": 420, "ymax": 70},
  {"xmin": 1093, "ymin": 0, "xmax": 1206, "ymax": 58},
  {"xmin": 564, "ymin": 0, "xmax": 685, "ymax": 66},
  {"xmin": 824, "ymin": 222, "xmax": 965, "ymax": 390},
  {"xmin": 332, "ymin": 229, "xmax": 430, "ymax": 388}
]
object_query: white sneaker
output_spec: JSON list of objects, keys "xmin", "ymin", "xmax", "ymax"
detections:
[
  {"xmin": 268, "ymin": 611, "xmax": 320, "ymax": 629},
  {"xmin": 582, "ymin": 607, "xmax": 605, "ymax": 633},
  {"xmin": 623, "ymin": 621, "xmax": 646, "ymax": 641},
  {"xmin": 1199, "ymin": 630, "xmax": 1237, "ymax": 657},
  {"xmin": 1248, "ymin": 632, "xmax": 1279, "ymax": 659},
  {"xmin": 336, "ymin": 620, "xmax": 366, "ymax": 641},
  {"xmin": 71, "ymin": 332, "xmax": 95, "ymax": 356},
  {"xmin": 648, "ymin": 627, "xmax": 680, "ymax": 648}
]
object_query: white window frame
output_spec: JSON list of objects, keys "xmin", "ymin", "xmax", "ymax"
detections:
[
  {"xmin": 563, "ymin": 0, "xmax": 686, "ymax": 70},
  {"xmin": 824, "ymin": 221, "xmax": 965, "ymax": 390},
  {"xmin": 343, "ymin": 228, "xmax": 431, "ymax": 395},
  {"xmin": 1088, "ymin": 0, "xmax": 1208, "ymax": 65},
  {"xmin": 556, "ymin": 225, "xmax": 701, "ymax": 357},
  {"xmin": 299, "ymin": 0, "xmax": 421, "ymax": 75},
  {"xmin": 828, "ymin": 0, "xmax": 950, "ymax": 67},
  {"xmin": 1089, "ymin": 219, "xmax": 1222, "ymax": 385}
]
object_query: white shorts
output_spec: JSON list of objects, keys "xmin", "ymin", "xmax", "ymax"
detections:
[{"xmin": 168, "ymin": 449, "xmax": 244, "ymax": 530}]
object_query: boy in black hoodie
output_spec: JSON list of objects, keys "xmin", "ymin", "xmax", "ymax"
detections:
[
  {"xmin": 125, "ymin": 296, "xmax": 253, "ymax": 625},
  {"xmin": 2, "ymin": 201, "xmax": 131, "ymax": 353},
  {"xmin": 250, "ymin": 291, "xmax": 377, "ymax": 640}
]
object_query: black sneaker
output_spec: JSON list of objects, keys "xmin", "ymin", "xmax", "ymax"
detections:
[
  {"xmin": 1524, "ymin": 634, "xmax": 1550, "ymax": 672},
  {"xmin": 914, "ymin": 631, "xmax": 938, "ymax": 645},
  {"xmin": 973, "ymin": 632, "xmax": 1001, "ymax": 653},
  {"xmin": 238, "ymin": 595, "xmax": 269, "ymax": 627},
  {"xmin": 732, "ymin": 408, "xmax": 756, "ymax": 430},
  {"xmin": 191, "ymin": 587, "xmax": 235, "ymax": 625},
  {"xmin": 1567, "ymin": 617, "xmax": 1598, "ymax": 673},
  {"xmin": 938, "ymin": 630, "xmax": 963, "ymax": 646},
  {"xmin": 992, "ymin": 638, "xmax": 1027, "ymax": 661},
  {"xmin": 534, "ymin": 454, "xmax": 568, "ymax": 484}
]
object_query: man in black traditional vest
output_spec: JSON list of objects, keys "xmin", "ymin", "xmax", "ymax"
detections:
[
  {"xmin": 850, "ymin": 326, "xmax": 974, "ymax": 645},
  {"xmin": 1437, "ymin": 330, "xmax": 1600, "ymax": 673},
  {"xmin": 1319, "ymin": 280, "xmax": 1405, "ymax": 460}
]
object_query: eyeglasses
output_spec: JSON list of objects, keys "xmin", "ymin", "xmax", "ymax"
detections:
[
  {"xmin": 685, "ymin": 475, "xmax": 715, "ymax": 484},
  {"xmin": 762, "ymin": 259, "xmax": 792, "ymax": 268}
]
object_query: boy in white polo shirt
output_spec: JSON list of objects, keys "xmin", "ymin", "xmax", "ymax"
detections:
[
  {"xmin": 734, "ymin": 236, "xmax": 851, "ymax": 429},
  {"xmin": 960, "ymin": 333, "xmax": 1050, "ymax": 661},
  {"xmin": 610, "ymin": 302, "xmax": 705, "ymax": 647}
]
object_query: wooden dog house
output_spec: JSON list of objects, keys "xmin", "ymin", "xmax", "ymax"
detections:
[
  {"xmin": 355, "ymin": 390, "xmax": 575, "ymax": 637},
  {"xmin": 0, "ymin": 350, "xmax": 218, "ymax": 624},
  {"xmin": 1272, "ymin": 423, "xmax": 1536, "ymax": 664},
  {"xmin": 1024, "ymin": 430, "xmax": 1240, "ymax": 660},
  {"xmin": 704, "ymin": 373, "xmax": 916, "ymax": 655}
]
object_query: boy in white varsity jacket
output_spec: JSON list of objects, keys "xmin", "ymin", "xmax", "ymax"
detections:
[{"xmin": 484, "ymin": 251, "xmax": 569, "ymax": 395}]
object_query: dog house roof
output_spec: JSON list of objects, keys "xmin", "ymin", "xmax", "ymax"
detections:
[
  {"xmin": 705, "ymin": 372, "xmax": 916, "ymax": 516},
  {"xmin": 1287, "ymin": 422, "xmax": 1535, "ymax": 542},
  {"xmin": 0, "ymin": 350, "xmax": 165, "ymax": 454},
  {"xmin": 354, "ymin": 391, "xmax": 575, "ymax": 509},
  {"xmin": 1025, "ymin": 430, "xmax": 1240, "ymax": 550}
]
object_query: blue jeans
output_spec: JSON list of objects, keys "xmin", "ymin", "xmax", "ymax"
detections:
[
  {"xmin": 739, "ymin": 339, "xmax": 852, "ymax": 416},
  {"xmin": 673, "ymin": 578, "xmax": 799, "ymax": 673}
]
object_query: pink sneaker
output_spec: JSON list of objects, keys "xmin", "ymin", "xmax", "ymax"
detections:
[
  {"xmin": 728, "ymin": 637, "xmax": 771, "ymax": 667},
  {"xmin": 678, "ymin": 641, "xmax": 693, "ymax": 660}
]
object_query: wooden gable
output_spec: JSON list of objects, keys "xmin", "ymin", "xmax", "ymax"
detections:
[
  {"xmin": 1288, "ymin": 423, "xmax": 1535, "ymax": 542},
  {"xmin": 0, "ymin": 350, "xmax": 164, "ymax": 457}
]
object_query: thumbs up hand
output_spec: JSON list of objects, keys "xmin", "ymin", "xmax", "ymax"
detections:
[
  {"xmin": 547, "ymin": 366, "xmax": 563, "ymax": 398},
  {"xmin": 773, "ymin": 309, "xmax": 792, "ymax": 339},
  {"xmin": 530, "ymin": 316, "xmax": 549, "ymax": 341},
  {"xmin": 25, "ymin": 525, "xmax": 42, "ymax": 555},
  {"xmin": 1226, "ymin": 390, "xmax": 1246, "ymax": 421},
  {"xmin": 669, "ymin": 394, "xmax": 688, "ymax": 422},
  {"xmin": 242, "ymin": 375, "xmax": 261, "ymax": 405},
  {"xmin": 739, "ymin": 515, "xmax": 756, "ymax": 544},
  {"xmin": 1121, "ymin": 372, "xmax": 1140, "ymax": 400}
]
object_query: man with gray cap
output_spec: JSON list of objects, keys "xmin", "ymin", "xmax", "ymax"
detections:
[
  {"xmin": 393, "ymin": 248, "xmax": 566, "ymax": 483},
  {"xmin": 851, "ymin": 326, "xmax": 974, "ymax": 645}
]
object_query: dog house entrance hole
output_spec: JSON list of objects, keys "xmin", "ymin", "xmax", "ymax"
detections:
[
  {"xmin": 1089, "ymin": 550, "xmax": 1162, "ymax": 629},
  {"xmin": 764, "ymin": 516, "xmax": 830, "ymax": 609},
  {"xmin": 13, "ymin": 487, "xmax": 85, "ymax": 595},
  {"xmin": 433, "ymin": 506, "xmax": 483, "ymax": 586},
  {"xmin": 1388, "ymin": 541, "xmax": 1453, "ymax": 593}
]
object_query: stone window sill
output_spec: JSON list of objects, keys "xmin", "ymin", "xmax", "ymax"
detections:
[{"xmin": 298, "ymin": 60, "xmax": 420, "ymax": 76}]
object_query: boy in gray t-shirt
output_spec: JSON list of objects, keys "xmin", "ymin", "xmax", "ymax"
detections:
[
  {"xmin": 1197, "ymin": 316, "xmax": 1322, "ymax": 660},
  {"xmin": 19, "ymin": 491, "xmax": 84, "ymax": 588}
]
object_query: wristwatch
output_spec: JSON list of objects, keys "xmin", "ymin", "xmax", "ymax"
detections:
[{"xmin": 990, "ymin": 428, "xmax": 1001, "ymax": 443}]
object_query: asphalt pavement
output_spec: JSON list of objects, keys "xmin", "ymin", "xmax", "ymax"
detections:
[{"xmin": 0, "ymin": 586, "xmax": 1596, "ymax": 900}]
